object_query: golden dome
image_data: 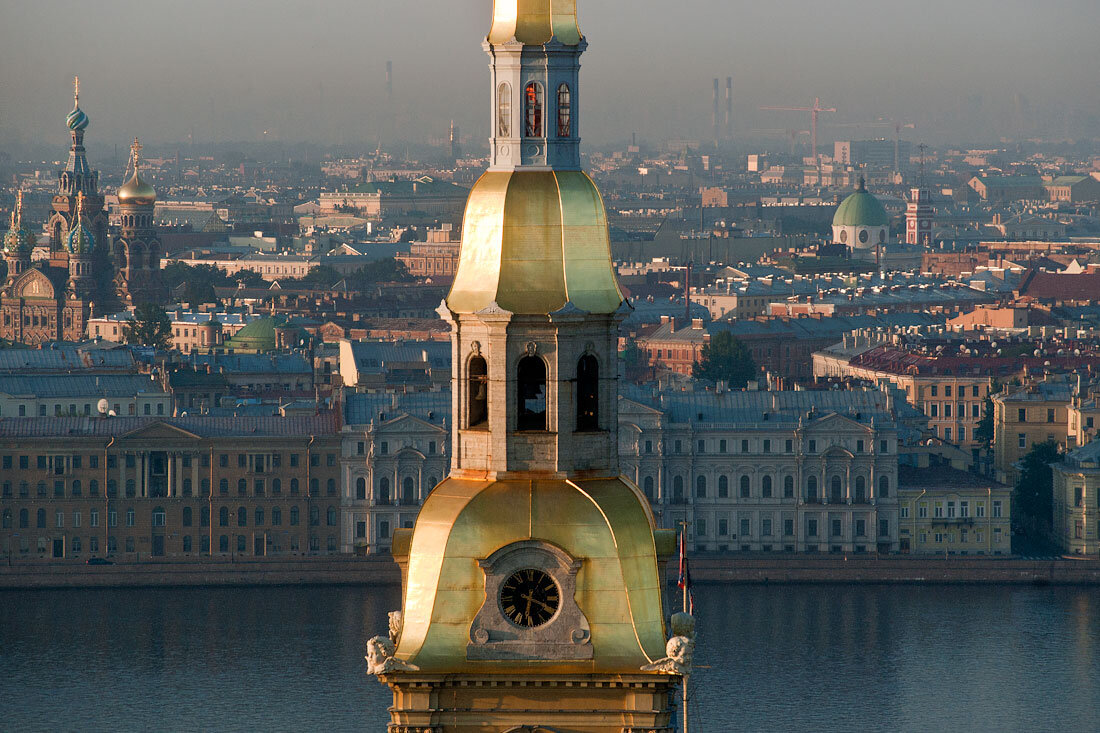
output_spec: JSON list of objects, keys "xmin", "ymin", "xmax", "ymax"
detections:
[
  {"xmin": 118, "ymin": 169, "xmax": 156, "ymax": 206},
  {"xmin": 392, "ymin": 475, "xmax": 670, "ymax": 674},
  {"xmin": 489, "ymin": 0, "xmax": 582, "ymax": 46},
  {"xmin": 447, "ymin": 170, "xmax": 623, "ymax": 315}
]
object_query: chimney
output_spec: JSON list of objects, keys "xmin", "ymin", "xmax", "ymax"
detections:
[
  {"xmin": 725, "ymin": 77, "xmax": 733, "ymax": 139},
  {"xmin": 692, "ymin": 318, "xmax": 704, "ymax": 330}
]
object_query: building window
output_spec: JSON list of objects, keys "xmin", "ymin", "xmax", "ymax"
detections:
[
  {"xmin": 290, "ymin": 506, "xmax": 300, "ymax": 526},
  {"xmin": 378, "ymin": 477, "xmax": 390, "ymax": 503},
  {"xmin": 806, "ymin": 518, "xmax": 818, "ymax": 537},
  {"xmin": 807, "ymin": 476, "xmax": 817, "ymax": 501},
  {"xmin": 718, "ymin": 475, "xmax": 729, "ymax": 498},
  {"xmin": 517, "ymin": 355, "xmax": 547, "ymax": 431},
  {"xmin": 524, "ymin": 82, "xmax": 543, "ymax": 137},
  {"xmin": 556, "ymin": 83, "xmax": 571, "ymax": 137},
  {"xmin": 643, "ymin": 476, "xmax": 655, "ymax": 501},
  {"xmin": 739, "ymin": 475, "xmax": 750, "ymax": 499},
  {"xmin": 784, "ymin": 475, "xmax": 794, "ymax": 498},
  {"xmin": 183, "ymin": 507, "xmax": 193, "ymax": 527},
  {"xmin": 255, "ymin": 508, "xmax": 265, "ymax": 526},
  {"xmin": 697, "ymin": 440, "xmax": 705, "ymax": 454},
  {"xmin": 696, "ymin": 476, "xmax": 707, "ymax": 499},
  {"xmin": 830, "ymin": 476, "xmax": 843, "ymax": 503},
  {"xmin": 878, "ymin": 475, "xmax": 890, "ymax": 498},
  {"xmin": 576, "ymin": 355, "xmax": 599, "ymax": 431},
  {"xmin": 356, "ymin": 477, "xmax": 367, "ymax": 501},
  {"xmin": 126, "ymin": 509, "xmax": 135, "ymax": 527},
  {"xmin": 673, "ymin": 476, "xmax": 684, "ymax": 502},
  {"xmin": 152, "ymin": 507, "xmax": 166, "ymax": 527},
  {"xmin": 993, "ymin": 501, "xmax": 1002, "ymax": 518},
  {"xmin": 854, "ymin": 476, "xmax": 866, "ymax": 502},
  {"xmin": 237, "ymin": 507, "xmax": 247, "ymax": 527},
  {"xmin": 326, "ymin": 506, "xmax": 337, "ymax": 526},
  {"xmin": 879, "ymin": 519, "xmax": 889, "ymax": 537},
  {"xmin": 402, "ymin": 477, "xmax": 415, "ymax": 504},
  {"xmin": 497, "ymin": 82, "xmax": 511, "ymax": 137}
]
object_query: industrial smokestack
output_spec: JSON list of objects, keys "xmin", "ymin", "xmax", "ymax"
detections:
[
  {"xmin": 725, "ymin": 77, "xmax": 733, "ymax": 140},
  {"xmin": 712, "ymin": 78, "xmax": 720, "ymax": 147}
]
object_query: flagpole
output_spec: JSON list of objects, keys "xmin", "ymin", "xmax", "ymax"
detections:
[{"xmin": 679, "ymin": 521, "xmax": 689, "ymax": 733}]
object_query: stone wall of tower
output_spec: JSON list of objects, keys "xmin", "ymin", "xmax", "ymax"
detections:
[
  {"xmin": 114, "ymin": 203, "xmax": 164, "ymax": 305},
  {"xmin": 444, "ymin": 307, "xmax": 623, "ymax": 480}
]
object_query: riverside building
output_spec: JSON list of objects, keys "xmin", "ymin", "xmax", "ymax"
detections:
[{"xmin": 0, "ymin": 414, "xmax": 342, "ymax": 561}]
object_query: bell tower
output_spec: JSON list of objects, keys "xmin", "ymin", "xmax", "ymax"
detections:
[{"xmin": 372, "ymin": 3, "xmax": 682, "ymax": 732}]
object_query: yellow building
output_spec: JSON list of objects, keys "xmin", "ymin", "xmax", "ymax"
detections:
[
  {"xmin": 0, "ymin": 414, "xmax": 343, "ymax": 560},
  {"xmin": 992, "ymin": 380, "xmax": 1073, "ymax": 486},
  {"xmin": 898, "ymin": 465, "xmax": 1011, "ymax": 555},
  {"xmin": 371, "ymin": 3, "xmax": 680, "ymax": 731},
  {"xmin": 1052, "ymin": 441, "xmax": 1100, "ymax": 556}
]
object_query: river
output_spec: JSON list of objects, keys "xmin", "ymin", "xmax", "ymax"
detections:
[{"xmin": 2, "ymin": 584, "xmax": 1097, "ymax": 732}]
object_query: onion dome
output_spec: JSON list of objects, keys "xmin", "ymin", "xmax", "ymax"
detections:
[
  {"xmin": 3, "ymin": 192, "xmax": 36, "ymax": 255},
  {"xmin": 66, "ymin": 192, "xmax": 94, "ymax": 255},
  {"xmin": 489, "ymin": 0, "xmax": 582, "ymax": 46},
  {"xmin": 446, "ymin": 170, "xmax": 624, "ymax": 315},
  {"xmin": 66, "ymin": 76, "xmax": 89, "ymax": 131},
  {"xmin": 118, "ymin": 138, "xmax": 156, "ymax": 205},
  {"xmin": 833, "ymin": 176, "xmax": 889, "ymax": 228}
]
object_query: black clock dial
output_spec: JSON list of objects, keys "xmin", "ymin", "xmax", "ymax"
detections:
[{"xmin": 499, "ymin": 569, "xmax": 560, "ymax": 628}]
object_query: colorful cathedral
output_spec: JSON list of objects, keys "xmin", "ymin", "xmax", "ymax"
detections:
[{"xmin": 1, "ymin": 78, "xmax": 165, "ymax": 346}]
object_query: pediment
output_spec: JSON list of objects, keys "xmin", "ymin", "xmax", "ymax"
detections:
[
  {"xmin": 807, "ymin": 412, "xmax": 871, "ymax": 433},
  {"xmin": 379, "ymin": 413, "xmax": 445, "ymax": 434},
  {"xmin": 14, "ymin": 269, "xmax": 56, "ymax": 300},
  {"xmin": 118, "ymin": 421, "xmax": 203, "ymax": 442},
  {"xmin": 617, "ymin": 397, "xmax": 663, "ymax": 417}
]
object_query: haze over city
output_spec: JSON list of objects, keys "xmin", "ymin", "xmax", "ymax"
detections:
[{"xmin": 2, "ymin": 0, "xmax": 1099, "ymax": 153}]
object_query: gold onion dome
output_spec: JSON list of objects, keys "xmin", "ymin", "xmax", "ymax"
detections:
[
  {"xmin": 118, "ymin": 138, "xmax": 156, "ymax": 205},
  {"xmin": 447, "ymin": 170, "xmax": 624, "ymax": 315},
  {"xmin": 118, "ymin": 169, "xmax": 156, "ymax": 206},
  {"xmin": 489, "ymin": 0, "xmax": 582, "ymax": 45}
]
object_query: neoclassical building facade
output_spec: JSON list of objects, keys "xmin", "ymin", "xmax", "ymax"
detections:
[{"xmin": 618, "ymin": 389, "xmax": 901, "ymax": 554}]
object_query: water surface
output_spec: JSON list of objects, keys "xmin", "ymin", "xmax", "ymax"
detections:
[{"xmin": 2, "ymin": 584, "xmax": 1097, "ymax": 732}]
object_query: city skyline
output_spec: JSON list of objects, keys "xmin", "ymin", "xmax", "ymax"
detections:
[{"xmin": 1, "ymin": 0, "xmax": 1099, "ymax": 153}]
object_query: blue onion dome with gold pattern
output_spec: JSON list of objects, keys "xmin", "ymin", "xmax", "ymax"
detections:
[
  {"xmin": 67, "ymin": 77, "xmax": 89, "ymax": 132},
  {"xmin": 4, "ymin": 192, "xmax": 36, "ymax": 255},
  {"xmin": 66, "ymin": 192, "xmax": 94, "ymax": 255}
]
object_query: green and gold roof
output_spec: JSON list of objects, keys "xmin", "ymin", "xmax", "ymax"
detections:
[
  {"xmin": 446, "ymin": 171, "xmax": 623, "ymax": 315},
  {"xmin": 394, "ymin": 475, "xmax": 669, "ymax": 674},
  {"xmin": 489, "ymin": 0, "xmax": 582, "ymax": 46}
]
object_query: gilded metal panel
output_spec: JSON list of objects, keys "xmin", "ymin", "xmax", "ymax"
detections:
[
  {"xmin": 447, "ymin": 172, "xmax": 509, "ymax": 314},
  {"xmin": 396, "ymin": 476, "xmax": 668, "ymax": 673},
  {"xmin": 447, "ymin": 171, "xmax": 624, "ymax": 315},
  {"xmin": 489, "ymin": 0, "xmax": 581, "ymax": 46}
]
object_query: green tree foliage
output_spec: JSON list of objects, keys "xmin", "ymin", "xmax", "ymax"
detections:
[
  {"xmin": 620, "ymin": 341, "xmax": 644, "ymax": 368},
  {"xmin": 287, "ymin": 259, "xmax": 413, "ymax": 289},
  {"xmin": 122, "ymin": 303, "xmax": 173, "ymax": 350},
  {"xmin": 1014, "ymin": 441, "xmax": 1061, "ymax": 530},
  {"xmin": 692, "ymin": 330, "xmax": 757, "ymax": 388},
  {"xmin": 974, "ymin": 395, "xmax": 996, "ymax": 446}
]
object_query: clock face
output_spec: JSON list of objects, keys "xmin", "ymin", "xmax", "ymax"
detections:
[{"xmin": 499, "ymin": 569, "xmax": 560, "ymax": 628}]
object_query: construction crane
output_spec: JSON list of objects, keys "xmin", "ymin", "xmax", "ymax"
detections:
[
  {"xmin": 748, "ymin": 128, "xmax": 810, "ymax": 157},
  {"xmin": 760, "ymin": 97, "xmax": 837, "ymax": 162}
]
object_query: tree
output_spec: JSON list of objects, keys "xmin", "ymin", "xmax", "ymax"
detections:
[
  {"xmin": 122, "ymin": 303, "xmax": 173, "ymax": 350},
  {"xmin": 692, "ymin": 330, "xmax": 757, "ymax": 388},
  {"xmin": 620, "ymin": 341, "xmax": 644, "ymax": 368},
  {"xmin": 974, "ymin": 395, "xmax": 996, "ymax": 447},
  {"xmin": 1014, "ymin": 441, "xmax": 1061, "ymax": 533},
  {"xmin": 234, "ymin": 268, "xmax": 266, "ymax": 288}
]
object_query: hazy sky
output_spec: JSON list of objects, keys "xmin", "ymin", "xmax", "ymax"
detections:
[{"xmin": 1, "ymin": 0, "xmax": 1098, "ymax": 154}]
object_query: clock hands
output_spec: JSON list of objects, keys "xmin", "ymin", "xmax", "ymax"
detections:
[{"xmin": 520, "ymin": 591, "xmax": 557, "ymax": 615}]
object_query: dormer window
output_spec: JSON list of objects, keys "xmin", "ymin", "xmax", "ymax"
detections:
[
  {"xmin": 557, "ymin": 84, "xmax": 571, "ymax": 137},
  {"xmin": 524, "ymin": 82, "xmax": 543, "ymax": 137}
]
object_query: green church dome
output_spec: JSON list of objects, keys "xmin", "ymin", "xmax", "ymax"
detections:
[{"xmin": 833, "ymin": 177, "xmax": 888, "ymax": 228}]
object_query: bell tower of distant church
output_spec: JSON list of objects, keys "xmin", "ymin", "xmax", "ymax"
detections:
[{"xmin": 369, "ymin": 3, "xmax": 684, "ymax": 732}]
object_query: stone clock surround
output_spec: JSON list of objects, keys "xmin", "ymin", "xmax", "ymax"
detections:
[{"xmin": 468, "ymin": 539, "xmax": 592, "ymax": 661}]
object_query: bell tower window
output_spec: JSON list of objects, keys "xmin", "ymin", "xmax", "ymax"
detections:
[
  {"xmin": 517, "ymin": 355, "xmax": 547, "ymax": 431},
  {"xmin": 497, "ymin": 83, "xmax": 511, "ymax": 138},
  {"xmin": 557, "ymin": 84, "xmax": 572, "ymax": 138},
  {"xmin": 524, "ymin": 82, "xmax": 543, "ymax": 137},
  {"xmin": 468, "ymin": 356, "xmax": 488, "ymax": 428},
  {"xmin": 576, "ymin": 354, "xmax": 598, "ymax": 431}
]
